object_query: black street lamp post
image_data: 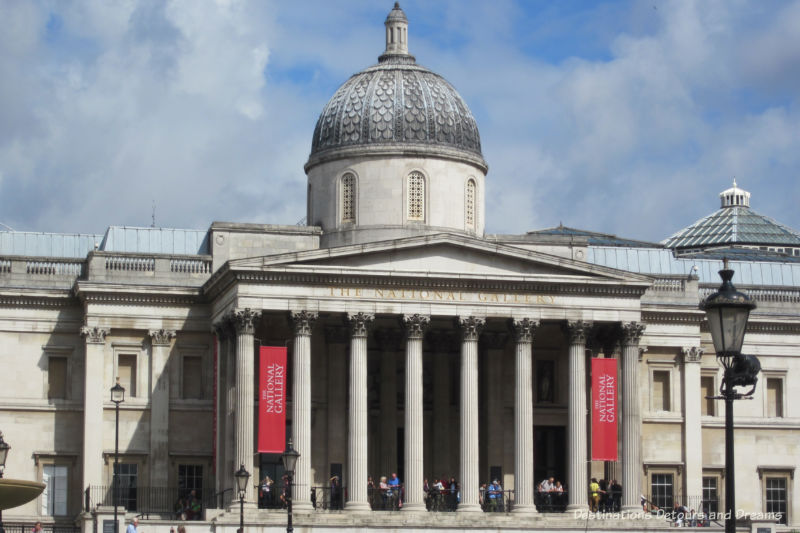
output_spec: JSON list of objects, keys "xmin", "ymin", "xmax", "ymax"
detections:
[
  {"xmin": 701, "ymin": 260, "xmax": 758, "ymax": 533},
  {"xmin": 281, "ymin": 439, "xmax": 299, "ymax": 533},
  {"xmin": 0, "ymin": 431, "xmax": 10, "ymax": 533},
  {"xmin": 234, "ymin": 464, "xmax": 250, "ymax": 533},
  {"xmin": 110, "ymin": 379, "xmax": 125, "ymax": 533}
]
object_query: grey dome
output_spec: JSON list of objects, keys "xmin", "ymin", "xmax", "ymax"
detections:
[{"xmin": 306, "ymin": 58, "xmax": 486, "ymax": 171}]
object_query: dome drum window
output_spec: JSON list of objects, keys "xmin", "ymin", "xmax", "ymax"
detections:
[
  {"xmin": 341, "ymin": 173, "xmax": 356, "ymax": 223},
  {"xmin": 407, "ymin": 172, "xmax": 425, "ymax": 221},
  {"xmin": 465, "ymin": 179, "xmax": 476, "ymax": 229}
]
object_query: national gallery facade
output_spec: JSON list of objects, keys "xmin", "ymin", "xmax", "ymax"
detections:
[{"xmin": 1, "ymin": 4, "xmax": 798, "ymax": 532}]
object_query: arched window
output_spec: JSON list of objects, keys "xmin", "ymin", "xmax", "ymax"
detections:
[
  {"xmin": 407, "ymin": 171, "xmax": 425, "ymax": 221},
  {"xmin": 341, "ymin": 173, "xmax": 356, "ymax": 223},
  {"xmin": 465, "ymin": 179, "xmax": 476, "ymax": 229}
]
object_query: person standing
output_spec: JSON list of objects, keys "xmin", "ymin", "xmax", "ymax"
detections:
[
  {"xmin": 125, "ymin": 518, "xmax": 138, "ymax": 533},
  {"xmin": 589, "ymin": 478, "xmax": 601, "ymax": 512}
]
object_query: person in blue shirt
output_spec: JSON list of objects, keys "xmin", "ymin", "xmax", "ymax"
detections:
[
  {"xmin": 387, "ymin": 472, "xmax": 401, "ymax": 509},
  {"xmin": 487, "ymin": 479, "xmax": 502, "ymax": 512},
  {"xmin": 125, "ymin": 518, "xmax": 138, "ymax": 533}
]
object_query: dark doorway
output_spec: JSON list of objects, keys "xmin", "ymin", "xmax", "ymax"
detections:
[{"xmin": 534, "ymin": 426, "xmax": 566, "ymax": 486}]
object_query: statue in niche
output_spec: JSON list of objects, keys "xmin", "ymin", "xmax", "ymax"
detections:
[{"xmin": 537, "ymin": 360, "xmax": 554, "ymax": 403}]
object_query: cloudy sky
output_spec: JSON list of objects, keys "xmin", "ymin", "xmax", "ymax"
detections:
[{"xmin": 1, "ymin": 0, "xmax": 799, "ymax": 243}]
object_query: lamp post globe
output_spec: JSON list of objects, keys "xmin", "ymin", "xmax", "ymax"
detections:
[
  {"xmin": 234, "ymin": 464, "xmax": 250, "ymax": 533},
  {"xmin": 700, "ymin": 260, "xmax": 757, "ymax": 533},
  {"xmin": 110, "ymin": 379, "xmax": 125, "ymax": 533},
  {"xmin": 281, "ymin": 440, "xmax": 300, "ymax": 533}
]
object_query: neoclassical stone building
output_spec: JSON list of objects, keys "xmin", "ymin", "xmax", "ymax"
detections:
[{"xmin": 1, "ymin": 4, "xmax": 798, "ymax": 532}]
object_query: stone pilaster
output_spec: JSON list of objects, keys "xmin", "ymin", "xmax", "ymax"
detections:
[
  {"xmin": 682, "ymin": 346, "xmax": 703, "ymax": 502},
  {"xmin": 233, "ymin": 309, "xmax": 260, "ymax": 503},
  {"xmin": 401, "ymin": 314, "xmax": 429, "ymax": 512},
  {"xmin": 80, "ymin": 326, "xmax": 108, "ymax": 492},
  {"xmin": 213, "ymin": 318, "xmax": 234, "ymax": 495},
  {"xmin": 148, "ymin": 329, "xmax": 175, "ymax": 487},
  {"xmin": 346, "ymin": 312, "xmax": 374, "ymax": 511},
  {"xmin": 511, "ymin": 318, "xmax": 538, "ymax": 514},
  {"xmin": 482, "ymin": 333, "xmax": 507, "ymax": 488},
  {"xmin": 457, "ymin": 316, "xmax": 484, "ymax": 512},
  {"xmin": 621, "ymin": 322, "xmax": 645, "ymax": 511},
  {"xmin": 290, "ymin": 310, "xmax": 317, "ymax": 511},
  {"xmin": 564, "ymin": 320, "xmax": 591, "ymax": 510}
]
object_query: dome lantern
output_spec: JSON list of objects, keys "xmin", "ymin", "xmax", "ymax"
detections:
[{"xmin": 380, "ymin": 2, "xmax": 411, "ymax": 61}]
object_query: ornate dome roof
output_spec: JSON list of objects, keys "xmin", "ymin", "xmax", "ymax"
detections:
[{"xmin": 306, "ymin": 4, "xmax": 486, "ymax": 172}]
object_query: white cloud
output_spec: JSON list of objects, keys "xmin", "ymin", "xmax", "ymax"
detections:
[{"xmin": 0, "ymin": 0, "xmax": 798, "ymax": 244}]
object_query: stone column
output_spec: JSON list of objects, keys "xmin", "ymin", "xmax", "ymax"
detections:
[
  {"xmin": 621, "ymin": 322, "xmax": 645, "ymax": 511},
  {"xmin": 564, "ymin": 320, "xmax": 591, "ymax": 510},
  {"xmin": 346, "ymin": 312, "xmax": 374, "ymax": 511},
  {"xmin": 401, "ymin": 314, "xmax": 429, "ymax": 512},
  {"xmin": 682, "ymin": 347, "xmax": 703, "ymax": 504},
  {"xmin": 80, "ymin": 326, "xmax": 108, "ymax": 492},
  {"xmin": 457, "ymin": 316, "xmax": 484, "ymax": 512},
  {"xmin": 148, "ymin": 329, "xmax": 175, "ymax": 487},
  {"xmin": 233, "ymin": 309, "xmax": 261, "ymax": 503},
  {"xmin": 290, "ymin": 310, "xmax": 317, "ymax": 511},
  {"xmin": 511, "ymin": 318, "xmax": 538, "ymax": 514}
]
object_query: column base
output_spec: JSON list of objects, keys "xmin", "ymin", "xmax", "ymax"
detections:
[
  {"xmin": 456, "ymin": 503, "xmax": 482, "ymax": 513},
  {"xmin": 292, "ymin": 500, "xmax": 314, "ymax": 512},
  {"xmin": 566, "ymin": 503, "xmax": 588, "ymax": 512},
  {"xmin": 511, "ymin": 504, "xmax": 538, "ymax": 514},
  {"xmin": 400, "ymin": 502, "xmax": 426, "ymax": 512},
  {"xmin": 344, "ymin": 501, "xmax": 372, "ymax": 512}
]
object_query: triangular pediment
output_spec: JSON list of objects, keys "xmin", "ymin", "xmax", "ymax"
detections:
[{"xmin": 227, "ymin": 233, "xmax": 650, "ymax": 284}]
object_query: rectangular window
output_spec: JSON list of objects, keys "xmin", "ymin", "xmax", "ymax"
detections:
[
  {"xmin": 48, "ymin": 357, "xmax": 68, "ymax": 400},
  {"xmin": 178, "ymin": 464, "xmax": 203, "ymax": 500},
  {"xmin": 701, "ymin": 376, "xmax": 715, "ymax": 416},
  {"xmin": 118, "ymin": 354, "xmax": 137, "ymax": 397},
  {"xmin": 765, "ymin": 477, "xmax": 787, "ymax": 525},
  {"xmin": 766, "ymin": 378, "xmax": 783, "ymax": 418},
  {"xmin": 650, "ymin": 473, "xmax": 674, "ymax": 510},
  {"xmin": 652, "ymin": 371, "xmax": 671, "ymax": 411},
  {"xmin": 114, "ymin": 463, "xmax": 138, "ymax": 511},
  {"xmin": 182, "ymin": 356, "xmax": 203, "ymax": 399},
  {"xmin": 701, "ymin": 476, "xmax": 719, "ymax": 517},
  {"xmin": 42, "ymin": 465, "xmax": 68, "ymax": 516}
]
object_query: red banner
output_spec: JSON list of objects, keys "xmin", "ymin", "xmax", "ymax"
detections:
[
  {"xmin": 258, "ymin": 346, "xmax": 287, "ymax": 453},
  {"xmin": 591, "ymin": 358, "xmax": 618, "ymax": 461}
]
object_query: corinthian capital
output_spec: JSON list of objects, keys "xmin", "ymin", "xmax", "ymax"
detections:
[
  {"xmin": 563, "ymin": 321, "xmax": 592, "ymax": 345},
  {"xmin": 458, "ymin": 316, "xmax": 485, "ymax": 342},
  {"xmin": 290, "ymin": 310, "xmax": 318, "ymax": 336},
  {"xmin": 81, "ymin": 325, "xmax": 109, "ymax": 344},
  {"xmin": 233, "ymin": 308, "xmax": 262, "ymax": 335},
  {"xmin": 347, "ymin": 312, "xmax": 374, "ymax": 338},
  {"xmin": 403, "ymin": 314, "xmax": 430, "ymax": 340},
  {"xmin": 149, "ymin": 329, "xmax": 176, "ymax": 346},
  {"xmin": 511, "ymin": 318, "xmax": 539, "ymax": 344},
  {"xmin": 682, "ymin": 346, "xmax": 704, "ymax": 364},
  {"xmin": 621, "ymin": 322, "xmax": 646, "ymax": 346}
]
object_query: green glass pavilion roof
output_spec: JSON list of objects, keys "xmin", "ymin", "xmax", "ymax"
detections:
[{"xmin": 662, "ymin": 206, "xmax": 800, "ymax": 250}]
